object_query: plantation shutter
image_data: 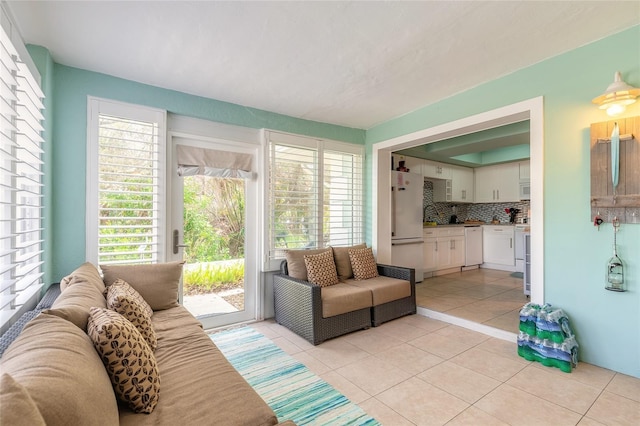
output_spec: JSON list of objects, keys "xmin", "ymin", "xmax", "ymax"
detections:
[
  {"xmin": 0, "ymin": 26, "xmax": 45, "ymax": 326},
  {"xmin": 87, "ymin": 99, "xmax": 166, "ymax": 266},
  {"xmin": 323, "ymin": 144, "xmax": 364, "ymax": 248},
  {"xmin": 267, "ymin": 131, "xmax": 363, "ymax": 264}
]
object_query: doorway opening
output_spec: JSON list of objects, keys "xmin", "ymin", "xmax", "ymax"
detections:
[
  {"xmin": 181, "ymin": 175, "xmax": 247, "ymax": 317},
  {"xmin": 373, "ymin": 97, "xmax": 544, "ymax": 339}
]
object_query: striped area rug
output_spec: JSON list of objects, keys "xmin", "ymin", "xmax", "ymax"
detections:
[{"xmin": 210, "ymin": 327, "xmax": 379, "ymax": 426}]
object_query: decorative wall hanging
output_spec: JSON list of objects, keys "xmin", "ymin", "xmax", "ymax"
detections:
[{"xmin": 590, "ymin": 116, "xmax": 640, "ymax": 224}]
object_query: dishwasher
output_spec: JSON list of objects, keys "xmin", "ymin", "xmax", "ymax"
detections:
[{"xmin": 463, "ymin": 226, "xmax": 483, "ymax": 267}]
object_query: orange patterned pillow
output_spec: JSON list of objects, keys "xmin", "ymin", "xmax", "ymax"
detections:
[
  {"xmin": 304, "ymin": 250, "xmax": 339, "ymax": 287},
  {"xmin": 348, "ymin": 247, "xmax": 379, "ymax": 280}
]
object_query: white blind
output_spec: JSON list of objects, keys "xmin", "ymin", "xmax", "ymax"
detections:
[
  {"xmin": 0, "ymin": 26, "xmax": 45, "ymax": 327},
  {"xmin": 96, "ymin": 113, "xmax": 162, "ymax": 265},
  {"xmin": 267, "ymin": 131, "xmax": 363, "ymax": 262}
]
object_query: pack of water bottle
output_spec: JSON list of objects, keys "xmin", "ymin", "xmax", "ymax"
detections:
[{"xmin": 517, "ymin": 302, "xmax": 578, "ymax": 373}]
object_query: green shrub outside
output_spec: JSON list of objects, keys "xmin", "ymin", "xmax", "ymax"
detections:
[{"xmin": 183, "ymin": 260, "xmax": 244, "ymax": 293}]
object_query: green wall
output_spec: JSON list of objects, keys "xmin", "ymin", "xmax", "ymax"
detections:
[
  {"xmin": 366, "ymin": 25, "xmax": 640, "ymax": 377},
  {"xmin": 45, "ymin": 63, "xmax": 364, "ymax": 282}
]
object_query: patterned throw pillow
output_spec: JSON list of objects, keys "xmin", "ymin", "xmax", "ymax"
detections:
[
  {"xmin": 106, "ymin": 279, "xmax": 157, "ymax": 351},
  {"xmin": 304, "ymin": 250, "xmax": 339, "ymax": 287},
  {"xmin": 348, "ymin": 247, "xmax": 379, "ymax": 280},
  {"xmin": 87, "ymin": 307, "xmax": 160, "ymax": 414}
]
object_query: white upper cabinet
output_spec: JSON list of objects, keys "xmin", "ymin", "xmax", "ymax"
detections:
[
  {"xmin": 474, "ymin": 162, "xmax": 520, "ymax": 203},
  {"xmin": 519, "ymin": 160, "xmax": 530, "ymax": 180},
  {"xmin": 423, "ymin": 159, "xmax": 452, "ymax": 179},
  {"xmin": 450, "ymin": 165, "xmax": 474, "ymax": 203},
  {"xmin": 396, "ymin": 156, "xmax": 425, "ymax": 174}
]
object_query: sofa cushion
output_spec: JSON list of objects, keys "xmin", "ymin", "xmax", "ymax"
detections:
[
  {"xmin": 87, "ymin": 307, "xmax": 161, "ymax": 414},
  {"xmin": 119, "ymin": 306, "xmax": 278, "ymax": 426},
  {"xmin": 345, "ymin": 275, "xmax": 411, "ymax": 306},
  {"xmin": 50, "ymin": 274, "xmax": 108, "ymax": 330},
  {"xmin": 349, "ymin": 247, "xmax": 379, "ymax": 280},
  {"xmin": 0, "ymin": 312, "xmax": 119, "ymax": 425},
  {"xmin": 284, "ymin": 247, "xmax": 331, "ymax": 281},
  {"xmin": 321, "ymin": 283, "xmax": 372, "ymax": 318},
  {"xmin": 106, "ymin": 279, "xmax": 157, "ymax": 351},
  {"xmin": 101, "ymin": 261, "xmax": 184, "ymax": 311},
  {"xmin": 304, "ymin": 250, "xmax": 339, "ymax": 287},
  {"xmin": 42, "ymin": 306, "xmax": 90, "ymax": 330},
  {"xmin": 0, "ymin": 373, "xmax": 45, "ymax": 426},
  {"xmin": 331, "ymin": 243, "xmax": 366, "ymax": 281},
  {"xmin": 60, "ymin": 262, "xmax": 105, "ymax": 292}
]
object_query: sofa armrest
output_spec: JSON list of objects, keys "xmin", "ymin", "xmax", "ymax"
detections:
[
  {"xmin": 273, "ymin": 274, "xmax": 324, "ymax": 344},
  {"xmin": 376, "ymin": 264, "xmax": 415, "ymax": 284}
]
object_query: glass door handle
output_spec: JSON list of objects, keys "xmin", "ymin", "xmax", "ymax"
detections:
[{"xmin": 173, "ymin": 229, "xmax": 190, "ymax": 254}]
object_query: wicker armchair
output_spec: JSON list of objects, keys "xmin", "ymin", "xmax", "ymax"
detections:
[{"xmin": 274, "ymin": 261, "xmax": 416, "ymax": 345}]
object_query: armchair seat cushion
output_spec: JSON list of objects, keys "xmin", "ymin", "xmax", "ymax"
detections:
[
  {"xmin": 321, "ymin": 283, "xmax": 372, "ymax": 318},
  {"xmin": 345, "ymin": 276, "xmax": 411, "ymax": 306}
]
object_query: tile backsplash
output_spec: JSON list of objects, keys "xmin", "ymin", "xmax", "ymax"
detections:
[{"xmin": 423, "ymin": 180, "xmax": 531, "ymax": 224}]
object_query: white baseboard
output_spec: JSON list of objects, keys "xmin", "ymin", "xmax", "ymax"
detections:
[{"xmin": 416, "ymin": 307, "xmax": 518, "ymax": 343}]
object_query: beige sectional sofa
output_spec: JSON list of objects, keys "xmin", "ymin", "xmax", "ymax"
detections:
[
  {"xmin": 274, "ymin": 245, "xmax": 416, "ymax": 345},
  {"xmin": 0, "ymin": 262, "xmax": 293, "ymax": 426}
]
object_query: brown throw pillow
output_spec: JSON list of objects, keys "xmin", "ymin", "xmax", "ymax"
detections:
[
  {"xmin": 106, "ymin": 279, "xmax": 157, "ymax": 351},
  {"xmin": 349, "ymin": 247, "xmax": 379, "ymax": 280},
  {"xmin": 331, "ymin": 243, "xmax": 366, "ymax": 281},
  {"xmin": 0, "ymin": 373, "xmax": 46, "ymax": 426},
  {"xmin": 304, "ymin": 250, "xmax": 339, "ymax": 287},
  {"xmin": 101, "ymin": 261, "xmax": 184, "ymax": 311},
  {"xmin": 87, "ymin": 307, "xmax": 160, "ymax": 414}
]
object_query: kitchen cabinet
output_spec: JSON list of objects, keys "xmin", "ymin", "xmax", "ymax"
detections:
[
  {"xmin": 433, "ymin": 165, "xmax": 474, "ymax": 203},
  {"xmin": 423, "ymin": 159, "xmax": 452, "ymax": 179},
  {"xmin": 423, "ymin": 228, "xmax": 437, "ymax": 273},
  {"xmin": 519, "ymin": 160, "xmax": 530, "ymax": 180},
  {"xmin": 482, "ymin": 225, "xmax": 515, "ymax": 267},
  {"xmin": 424, "ymin": 227, "xmax": 465, "ymax": 273},
  {"xmin": 474, "ymin": 162, "xmax": 520, "ymax": 203},
  {"xmin": 451, "ymin": 165, "xmax": 474, "ymax": 202},
  {"xmin": 398, "ymin": 156, "xmax": 425, "ymax": 174}
]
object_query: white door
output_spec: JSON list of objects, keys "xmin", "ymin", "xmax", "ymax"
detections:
[{"xmin": 169, "ymin": 136, "xmax": 259, "ymax": 329}]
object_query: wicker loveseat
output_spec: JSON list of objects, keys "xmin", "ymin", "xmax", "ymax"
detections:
[{"xmin": 273, "ymin": 246, "xmax": 416, "ymax": 345}]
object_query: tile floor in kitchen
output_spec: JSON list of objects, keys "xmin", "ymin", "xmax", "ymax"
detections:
[
  {"xmin": 416, "ymin": 268, "xmax": 528, "ymax": 334},
  {"xmin": 253, "ymin": 315, "xmax": 640, "ymax": 425}
]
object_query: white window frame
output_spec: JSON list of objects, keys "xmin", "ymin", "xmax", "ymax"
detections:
[
  {"xmin": 263, "ymin": 130, "xmax": 364, "ymax": 271},
  {"xmin": 86, "ymin": 97, "xmax": 167, "ymax": 265}
]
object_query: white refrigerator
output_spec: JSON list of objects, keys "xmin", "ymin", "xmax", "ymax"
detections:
[{"xmin": 391, "ymin": 171, "xmax": 424, "ymax": 282}]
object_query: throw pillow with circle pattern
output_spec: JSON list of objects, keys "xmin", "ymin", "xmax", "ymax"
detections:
[
  {"xmin": 106, "ymin": 279, "xmax": 157, "ymax": 351},
  {"xmin": 304, "ymin": 250, "xmax": 339, "ymax": 287},
  {"xmin": 348, "ymin": 247, "xmax": 379, "ymax": 280},
  {"xmin": 87, "ymin": 307, "xmax": 160, "ymax": 414}
]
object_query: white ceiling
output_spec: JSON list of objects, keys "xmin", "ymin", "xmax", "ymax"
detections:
[{"xmin": 7, "ymin": 1, "xmax": 640, "ymax": 129}]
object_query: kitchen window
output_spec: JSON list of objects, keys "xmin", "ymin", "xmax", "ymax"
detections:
[{"xmin": 266, "ymin": 131, "xmax": 363, "ymax": 269}]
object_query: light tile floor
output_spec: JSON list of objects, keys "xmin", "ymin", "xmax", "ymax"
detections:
[
  {"xmin": 251, "ymin": 316, "xmax": 640, "ymax": 426},
  {"xmin": 417, "ymin": 268, "xmax": 529, "ymax": 334}
]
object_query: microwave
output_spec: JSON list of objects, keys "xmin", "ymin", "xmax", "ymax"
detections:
[{"xmin": 519, "ymin": 180, "xmax": 531, "ymax": 200}]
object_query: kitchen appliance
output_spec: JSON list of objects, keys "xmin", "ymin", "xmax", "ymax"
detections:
[
  {"xmin": 464, "ymin": 226, "xmax": 483, "ymax": 267},
  {"xmin": 391, "ymin": 171, "xmax": 424, "ymax": 282},
  {"xmin": 515, "ymin": 224, "xmax": 527, "ymax": 273},
  {"xmin": 519, "ymin": 181, "xmax": 531, "ymax": 200}
]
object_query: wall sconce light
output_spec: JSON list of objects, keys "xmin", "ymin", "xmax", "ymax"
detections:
[{"xmin": 592, "ymin": 71, "xmax": 640, "ymax": 116}]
